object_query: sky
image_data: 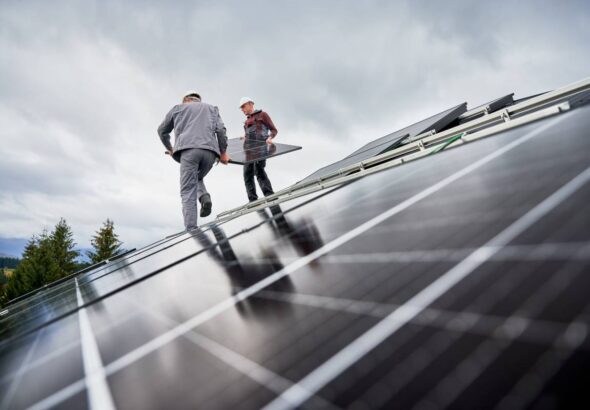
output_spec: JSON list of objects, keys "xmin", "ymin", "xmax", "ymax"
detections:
[{"xmin": 1, "ymin": 0, "xmax": 589, "ymax": 254}]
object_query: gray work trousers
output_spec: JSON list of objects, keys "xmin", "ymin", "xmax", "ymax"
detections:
[{"xmin": 179, "ymin": 148, "xmax": 216, "ymax": 230}]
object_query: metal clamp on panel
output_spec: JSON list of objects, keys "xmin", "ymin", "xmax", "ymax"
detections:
[{"xmin": 500, "ymin": 109, "xmax": 511, "ymax": 122}]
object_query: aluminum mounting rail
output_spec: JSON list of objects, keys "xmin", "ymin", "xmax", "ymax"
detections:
[{"xmin": 217, "ymin": 77, "xmax": 589, "ymax": 219}]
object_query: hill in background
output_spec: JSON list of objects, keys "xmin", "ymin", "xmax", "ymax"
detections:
[{"xmin": 0, "ymin": 238, "xmax": 28, "ymax": 258}]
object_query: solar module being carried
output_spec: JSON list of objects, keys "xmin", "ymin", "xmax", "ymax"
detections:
[{"xmin": 225, "ymin": 137, "xmax": 302, "ymax": 165}]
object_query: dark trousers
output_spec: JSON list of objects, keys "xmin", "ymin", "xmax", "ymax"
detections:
[{"xmin": 243, "ymin": 160, "xmax": 274, "ymax": 201}]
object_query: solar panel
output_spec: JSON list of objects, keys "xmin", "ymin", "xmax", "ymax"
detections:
[
  {"xmin": 459, "ymin": 93, "xmax": 515, "ymax": 123},
  {"xmin": 299, "ymin": 102, "xmax": 467, "ymax": 183},
  {"xmin": 564, "ymin": 88, "xmax": 590, "ymax": 108},
  {"xmin": 2, "ymin": 100, "xmax": 590, "ymax": 409},
  {"xmin": 225, "ymin": 138, "xmax": 302, "ymax": 165}
]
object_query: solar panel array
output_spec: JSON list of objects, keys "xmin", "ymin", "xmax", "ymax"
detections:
[
  {"xmin": 1, "ymin": 87, "xmax": 590, "ymax": 409},
  {"xmin": 298, "ymin": 102, "xmax": 467, "ymax": 184}
]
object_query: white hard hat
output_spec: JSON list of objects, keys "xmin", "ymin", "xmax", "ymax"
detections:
[
  {"xmin": 184, "ymin": 90, "xmax": 201, "ymax": 99},
  {"xmin": 239, "ymin": 96, "xmax": 254, "ymax": 108}
]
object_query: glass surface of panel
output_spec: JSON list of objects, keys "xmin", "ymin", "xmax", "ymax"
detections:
[{"xmin": 226, "ymin": 138, "xmax": 302, "ymax": 165}]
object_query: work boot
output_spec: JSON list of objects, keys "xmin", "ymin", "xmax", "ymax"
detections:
[{"xmin": 199, "ymin": 194, "xmax": 212, "ymax": 217}]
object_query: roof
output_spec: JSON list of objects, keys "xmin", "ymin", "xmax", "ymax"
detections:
[{"xmin": 1, "ymin": 77, "xmax": 590, "ymax": 409}]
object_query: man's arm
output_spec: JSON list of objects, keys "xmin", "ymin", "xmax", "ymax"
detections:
[
  {"xmin": 213, "ymin": 106, "xmax": 228, "ymax": 153},
  {"xmin": 213, "ymin": 106, "xmax": 230, "ymax": 164},
  {"xmin": 157, "ymin": 109, "xmax": 175, "ymax": 152},
  {"xmin": 261, "ymin": 112, "xmax": 278, "ymax": 139}
]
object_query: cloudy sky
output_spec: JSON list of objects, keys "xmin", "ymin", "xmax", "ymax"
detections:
[{"xmin": 1, "ymin": 0, "xmax": 589, "ymax": 253}]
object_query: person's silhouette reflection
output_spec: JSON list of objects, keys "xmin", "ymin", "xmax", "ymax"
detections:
[
  {"xmin": 190, "ymin": 226, "xmax": 294, "ymax": 319},
  {"xmin": 257, "ymin": 204, "xmax": 324, "ymax": 260},
  {"xmin": 243, "ymin": 138, "xmax": 277, "ymax": 164}
]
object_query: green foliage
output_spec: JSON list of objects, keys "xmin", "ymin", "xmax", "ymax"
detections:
[
  {"xmin": 5, "ymin": 232, "xmax": 60, "ymax": 300},
  {"xmin": 0, "ymin": 257, "xmax": 20, "ymax": 269},
  {"xmin": 4, "ymin": 266, "xmax": 28, "ymax": 303},
  {"xmin": 0, "ymin": 269, "xmax": 8, "ymax": 285},
  {"xmin": 4, "ymin": 236, "xmax": 41, "ymax": 301},
  {"xmin": 0, "ymin": 269, "xmax": 9, "ymax": 303},
  {"xmin": 2, "ymin": 218, "xmax": 125, "ymax": 306},
  {"xmin": 49, "ymin": 218, "xmax": 80, "ymax": 281},
  {"xmin": 87, "ymin": 219, "xmax": 123, "ymax": 264},
  {"xmin": 74, "ymin": 260, "xmax": 93, "ymax": 271}
]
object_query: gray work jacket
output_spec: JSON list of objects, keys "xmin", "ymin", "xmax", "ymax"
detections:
[{"xmin": 158, "ymin": 101, "xmax": 228, "ymax": 162}]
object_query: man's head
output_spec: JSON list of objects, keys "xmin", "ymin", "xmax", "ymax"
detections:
[
  {"xmin": 183, "ymin": 90, "xmax": 201, "ymax": 104},
  {"xmin": 239, "ymin": 97, "xmax": 255, "ymax": 115}
]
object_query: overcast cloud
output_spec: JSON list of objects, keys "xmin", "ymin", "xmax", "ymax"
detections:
[{"xmin": 1, "ymin": 0, "xmax": 589, "ymax": 250}]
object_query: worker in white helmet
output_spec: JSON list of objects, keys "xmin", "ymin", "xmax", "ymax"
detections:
[
  {"xmin": 158, "ymin": 90, "xmax": 230, "ymax": 230},
  {"xmin": 239, "ymin": 97, "xmax": 278, "ymax": 202}
]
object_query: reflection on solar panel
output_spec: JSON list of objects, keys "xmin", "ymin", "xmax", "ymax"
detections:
[
  {"xmin": 2, "ymin": 77, "xmax": 590, "ymax": 410},
  {"xmin": 226, "ymin": 138, "xmax": 302, "ymax": 165},
  {"xmin": 299, "ymin": 102, "xmax": 467, "ymax": 183}
]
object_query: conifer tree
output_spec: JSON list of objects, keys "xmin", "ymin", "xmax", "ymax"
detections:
[
  {"xmin": 2, "ymin": 219, "xmax": 83, "ymax": 304},
  {"xmin": 0, "ymin": 268, "xmax": 9, "ymax": 306},
  {"xmin": 87, "ymin": 219, "xmax": 123, "ymax": 264},
  {"xmin": 50, "ymin": 218, "xmax": 79, "ymax": 280},
  {"xmin": 4, "ymin": 268, "xmax": 28, "ymax": 302},
  {"xmin": 23, "ymin": 231, "xmax": 59, "ymax": 289},
  {"xmin": 4, "ymin": 235, "xmax": 49, "ymax": 300}
]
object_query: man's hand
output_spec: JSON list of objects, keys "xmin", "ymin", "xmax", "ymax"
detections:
[
  {"xmin": 165, "ymin": 149, "xmax": 174, "ymax": 157},
  {"xmin": 220, "ymin": 152, "xmax": 230, "ymax": 164},
  {"xmin": 240, "ymin": 135, "xmax": 246, "ymax": 140},
  {"xmin": 266, "ymin": 137, "xmax": 274, "ymax": 145}
]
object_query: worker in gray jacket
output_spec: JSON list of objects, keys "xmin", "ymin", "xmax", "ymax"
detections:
[{"xmin": 158, "ymin": 90, "xmax": 230, "ymax": 231}]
